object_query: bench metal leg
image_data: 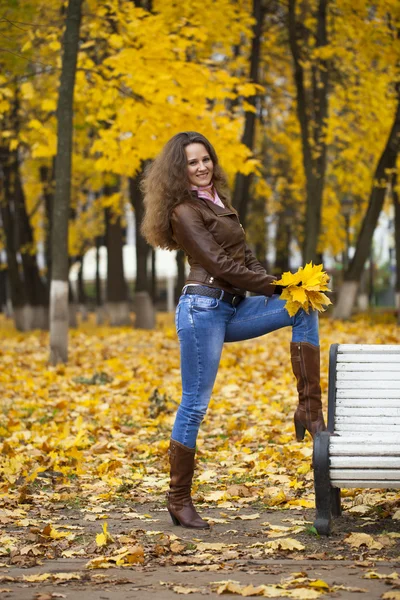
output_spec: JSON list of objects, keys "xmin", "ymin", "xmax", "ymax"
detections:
[
  {"xmin": 331, "ymin": 487, "xmax": 341, "ymax": 517},
  {"xmin": 313, "ymin": 431, "xmax": 332, "ymax": 535}
]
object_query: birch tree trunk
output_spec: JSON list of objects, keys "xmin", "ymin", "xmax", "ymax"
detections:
[
  {"xmin": 49, "ymin": 0, "xmax": 83, "ymax": 364},
  {"xmin": 333, "ymin": 93, "xmax": 400, "ymax": 319}
]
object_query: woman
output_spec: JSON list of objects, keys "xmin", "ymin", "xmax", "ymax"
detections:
[{"xmin": 141, "ymin": 131, "xmax": 326, "ymax": 530}]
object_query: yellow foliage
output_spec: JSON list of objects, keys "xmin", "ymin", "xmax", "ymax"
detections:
[{"xmin": 275, "ymin": 263, "xmax": 332, "ymax": 317}]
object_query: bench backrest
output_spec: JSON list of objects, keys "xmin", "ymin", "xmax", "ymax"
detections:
[{"xmin": 327, "ymin": 343, "xmax": 400, "ymax": 489}]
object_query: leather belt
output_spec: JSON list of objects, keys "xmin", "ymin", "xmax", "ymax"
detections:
[{"xmin": 183, "ymin": 285, "xmax": 244, "ymax": 307}]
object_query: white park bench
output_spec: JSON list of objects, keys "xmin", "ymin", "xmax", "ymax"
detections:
[{"xmin": 313, "ymin": 343, "xmax": 400, "ymax": 535}]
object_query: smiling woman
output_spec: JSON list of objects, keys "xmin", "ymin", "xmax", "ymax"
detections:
[{"xmin": 140, "ymin": 131, "xmax": 325, "ymax": 531}]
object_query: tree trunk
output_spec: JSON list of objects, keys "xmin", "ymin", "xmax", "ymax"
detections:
[
  {"xmin": 105, "ymin": 203, "xmax": 130, "ymax": 326},
  {"xmin": 288, "ymin": 0, "xmax": 329, "ymax": 263},
  {"xmin": 77, "ymin": 253, "xmax": 88, "ymax": 321},
  {"xmin": 393, "ymin": 173, "xmax": 400, "ymax": 324},
  {"xmin": 151, "ymin": 248, "xmax": 157, "ymax": 302},
  {"xmin": 49, "ymin": 0, "xmax": 83, "ymax": 364},
  {"xmin": 175, "ymin": 250, "xmax": 186, "ymax": 303},
  {"xmin": 274, "ymin": 211, "xmax": 290, "ymax": 275},
  {"xmin": 15, "ymin": 159, "xmax": 48, "ymax": 329},
  {"xmin": 232, "ymin": 0, "xmax": 263, "ymax": 226},
  {"xmin": 0, "ymin": 256, "xmax": 7, "ymax": 313},
  {"xmin": 95, "ymin": 235, "xmax": 105, "ymax": 324},
  {"xmin": 129, "ymin": 170, "xmax": 155, "ymax": 329},
  {"xmin": 333, "ymin": 93, "xmax": 400, "ymax": 319},
  {"xmin": 1, "ymin": 88, "xmax": 49, "ymax": 330},
  {"xmin": 40, "ymin": 162, "xmax": 55, "ymax": 295},
  {"xmin": 0, "ymin": 147, "xmax": 26, "ymax": 327}
]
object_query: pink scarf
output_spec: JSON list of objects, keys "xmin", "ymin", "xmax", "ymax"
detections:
[{"xmin": 191, "ymin": 184, "xmax": 224, "ymax": 208}]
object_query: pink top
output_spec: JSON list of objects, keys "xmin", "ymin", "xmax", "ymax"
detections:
[{"xmin": 190, "ymin": 184, "xmax": 225, "ymax": 208}]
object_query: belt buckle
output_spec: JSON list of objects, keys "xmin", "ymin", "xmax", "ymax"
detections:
[{"xmin": 232, "ymin": 295, "xmax": 241, "ymax": 307}]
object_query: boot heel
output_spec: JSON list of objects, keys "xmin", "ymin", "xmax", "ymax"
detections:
[
  {"xmin": 168, "ymin": 510, "xmax": 181, "ymax": 526},
  {"xmin": 294, "ymin": 418, "xmax": 306, "ymax": 441}
]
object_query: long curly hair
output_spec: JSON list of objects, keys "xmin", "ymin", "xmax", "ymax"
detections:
[{"xmin": 140, "ymin": 131, "xmax": 232, "ymax": 250}]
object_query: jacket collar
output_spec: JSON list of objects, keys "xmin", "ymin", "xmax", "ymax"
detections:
[{"xmin": 190, "ymin": 191, "xmax": 237, "ymax": 217}]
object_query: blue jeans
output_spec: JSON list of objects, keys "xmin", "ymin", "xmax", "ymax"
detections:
[{"xmin": 171, "ymin": 292, "xmax": 319, "ymax": 448}]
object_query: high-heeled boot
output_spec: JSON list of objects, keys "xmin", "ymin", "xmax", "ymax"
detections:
[
  {"xmin": 290, "ymin": 342, "xmax": 326, "ymax": 440},
  {"xmin": 166, "ymin": 439, "xmax": 210, "ymax": 529}
]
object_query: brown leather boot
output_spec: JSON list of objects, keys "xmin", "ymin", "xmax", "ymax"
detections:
[
  {"xmin": 166, "ymin": 439, "xmax": 210, "ymax": 529},
  {"xmin": 290, "ymin": 342, "xmax": 326, "ymax": 441}
]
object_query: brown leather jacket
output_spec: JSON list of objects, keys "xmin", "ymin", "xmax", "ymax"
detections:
[{"xmin": 170, "ymin": 193, "xmax": 277, "ymax": 297}]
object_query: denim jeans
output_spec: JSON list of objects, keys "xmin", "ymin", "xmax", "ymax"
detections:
[{"xmin": 171, "ymin": 291, "xmax": 319, "ymax": 448}]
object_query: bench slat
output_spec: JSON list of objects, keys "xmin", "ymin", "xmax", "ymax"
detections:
[
  {"xmin": 330, "ymin": 433, "xmax": 399, "ymax": 442},
  {"xmin": 335, "ymin": 415, "xmax": 399, "ymax": 423},
  {"xmin": 337, "ymin": 390, "xmax": 400, "ymax": 399},
  {"xmin": 330, "ymin": 457, "xmax": 400, "ymax": 468},
  {"xmin": 337, "ymin": 345, "xmax": 400, "ymax": 353},
  {"xmin": 337, "ymin": 372, "xmax": 400, "ymax": 381},
  {"xmin": 330, "ymin": 469, "xmax": 400, "ymax": 480},
  {"xmin": 336, "ymin": 380, "xmax": 400, "ymax": 389},
  {"xmin": 331, "ymin": 432, "xmax": 399, "ymax": 440},
  {"xmin": 334, "ymin": 423, "xmax": 400, "ymax": 431},
  {"xmin": 335, "ymin": 407, "xmax": 400, "ymax": 417},
  {"xmin": 337, "ymin": 354, "xmax": 400, "ymax": 363},
  {"xmin": 329, "ymin": 443, "xmax": 400, "ymax": 456},
  {"xmin": 337, "ymin": 363, "xmax": 400, "ymax": 372},
  {"xmin": 331, "ymin": 480, "xmax": 400, "ymax": 489},
  {"xmin": 336, "ymin": 399, "xmax": 400, "ymax": 409},
  {"xmin": 336, "ymin": 399, "xmax": 400, "ymax": 407}
]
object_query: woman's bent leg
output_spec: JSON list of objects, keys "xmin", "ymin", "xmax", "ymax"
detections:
[
  {"xmin": 168, "ymin": 296, "xmax": 230, "ymax": 528},
  {"xmin": 224, "ymin": 295, "xmax": 319, "ymax": 345},
  {"xmin": 224, "ymin": 295, "xmax": 325, "ymax": 439}
]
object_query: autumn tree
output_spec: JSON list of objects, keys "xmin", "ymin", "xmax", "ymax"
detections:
[
  {"xmin": 334, "ymin": 91, "xmax": 400, "ymax": 319},
  {"xmin": 287, "ymin": 0, "xmax": 329, "ymax": 264},
  {"xmin": 232, "ymin": 0, "xmax": 264, "ymax": 226}
]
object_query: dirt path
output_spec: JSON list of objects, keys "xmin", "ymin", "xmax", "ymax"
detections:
[{"xmin": 1, "ymin": 503, "xmax": 399, "ymax": 600}]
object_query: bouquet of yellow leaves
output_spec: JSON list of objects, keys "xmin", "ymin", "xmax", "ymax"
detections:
[{"xmin": 274, "ymin": 262, "xmax": 332, "ymax": 317}]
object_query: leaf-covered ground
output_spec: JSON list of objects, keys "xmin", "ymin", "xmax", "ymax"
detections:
[{"xmin": 0, "ymin": 313, "xmax": 399, "ymax": 599}]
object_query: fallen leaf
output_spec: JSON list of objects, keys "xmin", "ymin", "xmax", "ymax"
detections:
[
  {"xmin": 85, "ymin": 557, "xmax": 113, "ymax": 569},
  {"xmin": 363, "ymin": 571, "xmax": 398, "ymax": 580},
  {"xmin": 196, "ymin": 542, "xmax": 237, "ymax": 551},
  {"xmin": 41, "ymin": 524, "xmax": 72, "ymax": 540},
  {"xmin": 344, "ymin": 532, "xmax": 383, "ymax": 550},
  {"xmin": 170, "ymin": 541, "xmax": 186, "ymax": 553},
  {"xmin": 230, "ymin": 513, "xmax": 260, "ymax": 520},
  {"xmin": 265, "ymin": 538, "xmax": 305, "ymax": 552},
  {"xmin": 96, "ymin": 521, "xmax": 114, "ymax": 547},
  {"xmin": 172, "ymin": 586, "xmax": 202, "ymax": 594},
  {"xmin": 23, "ymin": 573, "xmax": 51, "ymax": 582}
]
